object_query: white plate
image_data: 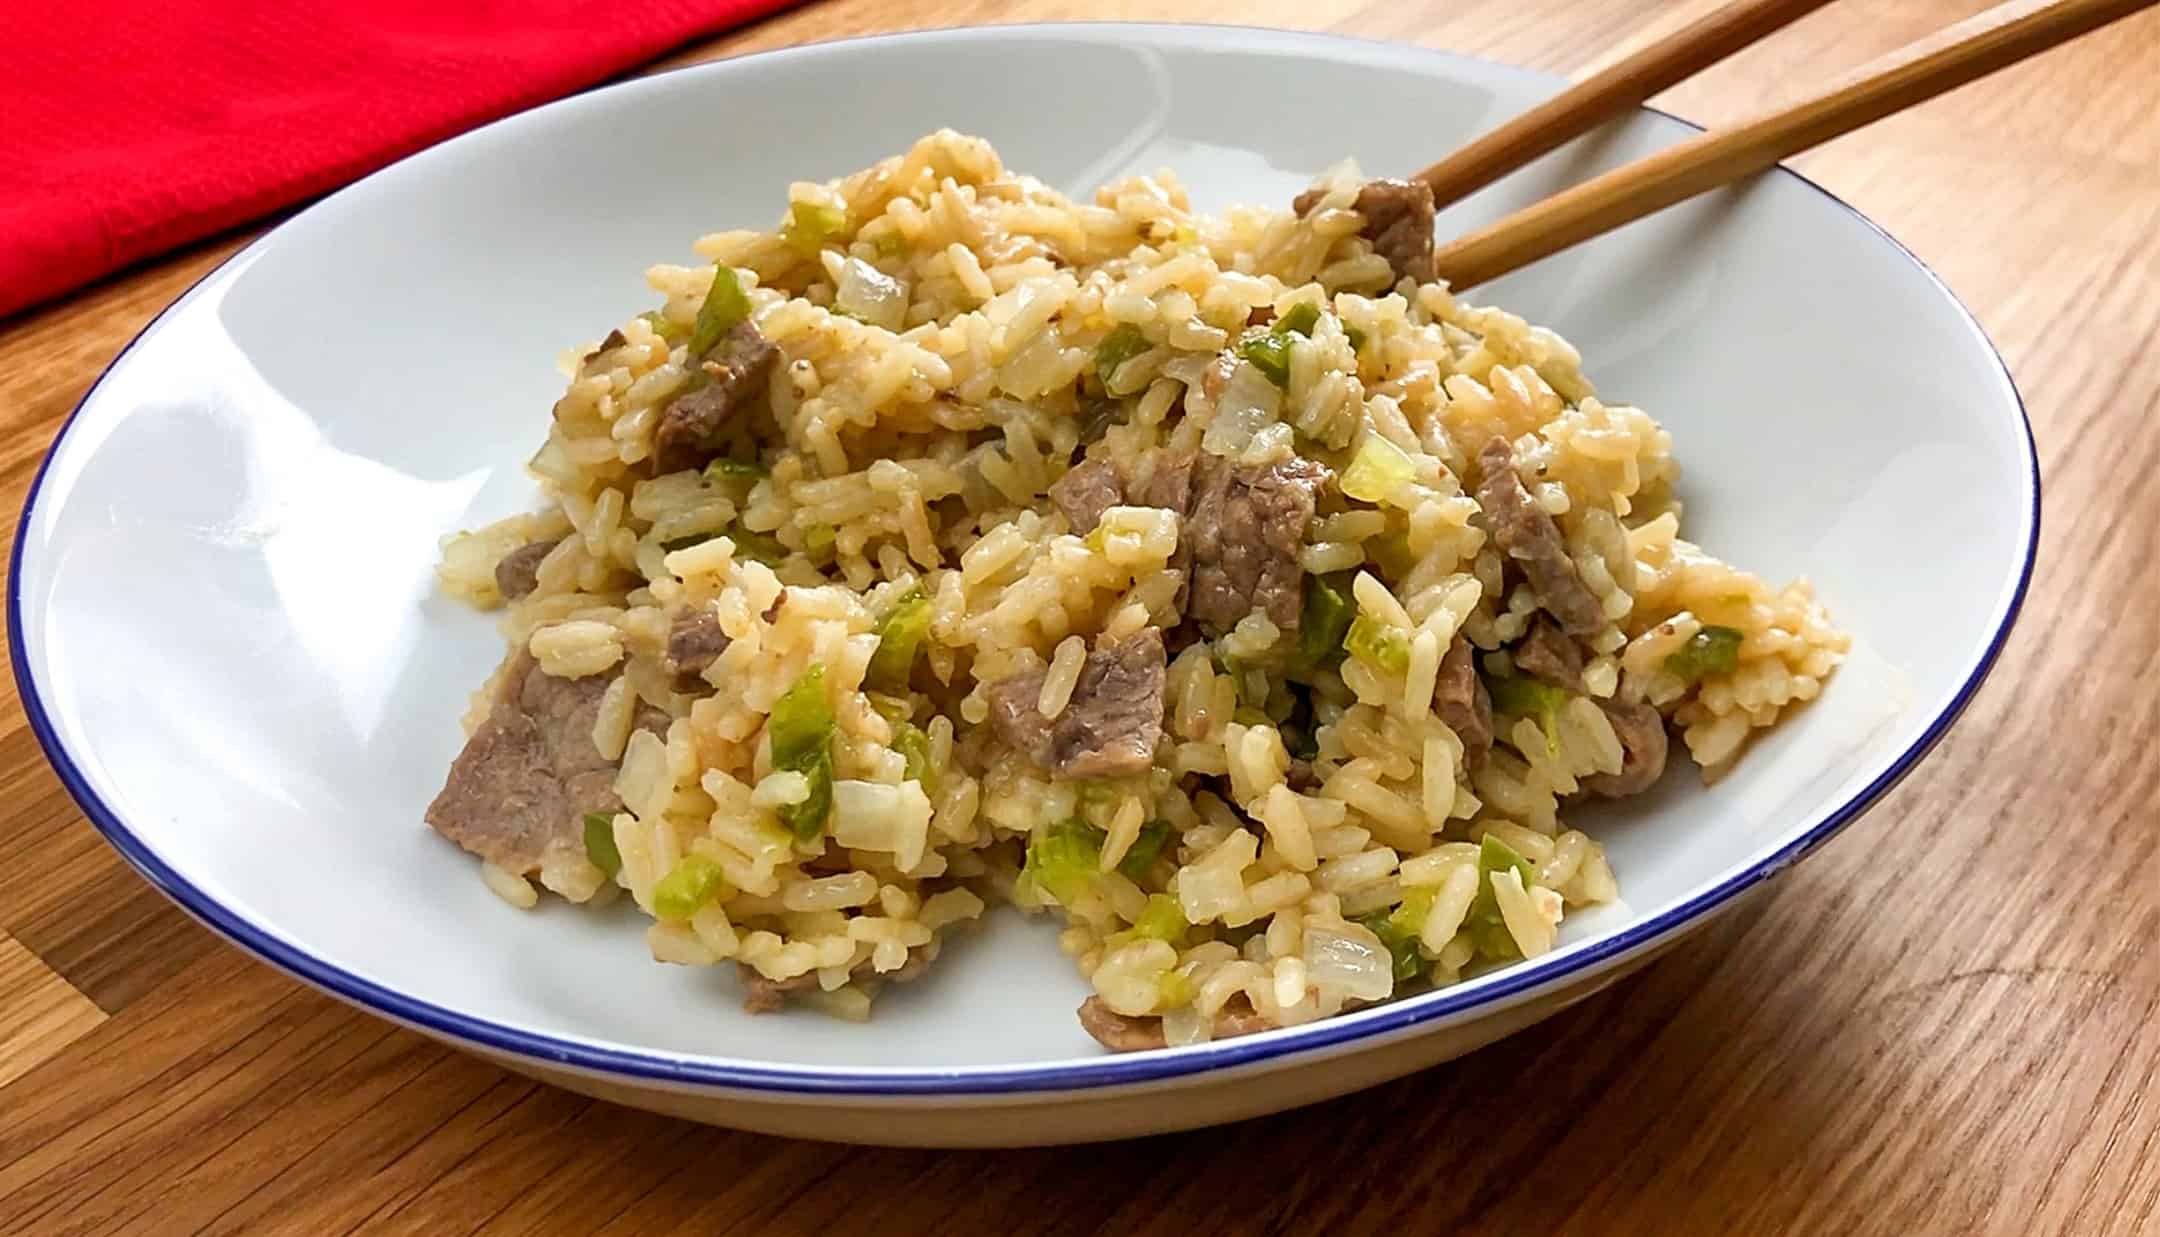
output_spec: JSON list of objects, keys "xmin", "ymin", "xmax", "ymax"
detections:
[{"xmin": 10, "ymin": 23, "xmax": 2035, "ymax": 1146}]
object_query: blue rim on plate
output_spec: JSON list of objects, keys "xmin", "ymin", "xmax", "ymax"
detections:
[{"xmin": 9, "ymin": 24, "xmax": 2038, "ymax": 1097}]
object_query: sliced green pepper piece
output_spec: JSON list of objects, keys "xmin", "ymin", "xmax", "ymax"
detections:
[
  {"xmin": 690, "ymin": 264, "xmax": 754, "ymax": 358},
  {"xmin": 890, "ymin": 720, "xmax": 936, "ymax": 794},
  {"xmin": 1116, "ymin": 820, "xmax": 1176, "ymax": 880},
  {"xmin": 1465, "ymin": 834, "xmax": 1538, "ymax": 962},
  {"xmin": 1485, "ymin": 673, "xmax": 1569, "ymax": 755},
  {"xmin": 1276, "ymin": 302, "xmax": 1321, "ymax": 337},
  {"xmin": 1665, "ymin": 624, "xmax": 1745, "ymax": 683},
  {"xmin": 1358, "ymin": 908, "xmax": 1425, "ymax": 984},
  {"xmin": 1236, "ymin": 329, "xmax": 1293, "ymax": 389},
  {"xmin": 652, "ymin": 854, "xmax": 728, "ymax": 920},
  {"xmin": 582, "ymin": 812, "xmax": 623, "ymax": 879},
  {"xmin": 782, "ymin": 200, "xmax": 847, "ymax": 256},
  {"xmin": 865, "ymin": 588, "xmax": 932, "ymax": 691},
  {"xmin": 1297, "ymin": 574, "xmax": 1355, "ymax": 670},
  {"xmin": 768, "ymin": 665, "xmax": 835, "ymax": 841}
]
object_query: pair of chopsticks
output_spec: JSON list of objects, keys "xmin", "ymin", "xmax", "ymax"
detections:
[{"xmin": 1414, "ymin": 0, "xmax": 2158, "ymax": 288}]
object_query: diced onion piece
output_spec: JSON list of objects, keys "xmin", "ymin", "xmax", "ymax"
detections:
[
  {"xmin": 1340, "ymin": 433, "xmax": 1416, "ymax": 503},
  {"xmin": 1303, "ymin": 920, "xmax": 1395, "ymax": 1002},
  {"xmin": 1162, "ymin": 1001, "xmax": 1213, "ymax": 1046},
  {"xmin": 831, "ymin": 779, "xmax": 934, "ymax": 871},
  {"xmin": 1201, "ymin": 361, "xmax": 1282, "ymax": 458},
  {"xmin": 834, "ymin": 256, "xmax": 908, "ymax": 330}
]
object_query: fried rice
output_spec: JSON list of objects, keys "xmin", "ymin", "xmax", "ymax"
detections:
[{"xmin": 428, "ymin": 130, "xmax": 1848, "ymax": 1049}]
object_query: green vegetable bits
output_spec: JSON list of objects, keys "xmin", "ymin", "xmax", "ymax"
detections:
[
  {"xmin": 639, "ymin": 309, "xmax": 687, "ymax": 342},
  {"xmin": 1345, "ymin": 614, "xmax": 1411, "ymax": 673},
  {"xmin": 768, "ymin": 665, "xmax": 835, "ymax": 841},
  {"xmin": 1298, "ymin": 575, "xmax": 1355, "ymax": 670},
  {"xmin": 1126, "ymin": 894, "xmax": 1189, "ymax": 946},
  {"xmin": 676, "ymin": 527, "xmax": 785, "ymax": 565},
  {"xmin": 1339, "ymin": 433, "xmax": 1414, "ymax": 502},
  {"xmin": 781, "ymin": 200, "xmax": 847, "ymax": 255},
  {"xmin": 652, "ymin": 854, "xmax": 728, "ymax": 920},
  {"xmin": 1022, "ymin": 819, "xmax": 1105, "ymax": 906},
  {"xmin": 1275, "ymin": 301, "xmax": 1321, "ymax": 337},
  {"xmin": 582, "ymin": 812, "xmax": 623, "ymax": 878},
  {"xmin": 690, "ymin": 263, "xmax": 754, "ymax": 358},
  {"xmin": 1022, "ymin": 816, "xmax": 1175, "ymax": 908},
  {"xmin": 866, "ymin": 588, "xmax": 933, "ymax": 691},
  {"xmin": 1485, "ymin": 674, "xmax": 1569, "ymax": 755},
  {"xmin": 889, "ymin": 720, "xmax": 936, "ymax": 794},
  {"xmin": 1116, "ymin": 820, "xmax": 1176, "ymax": 880},
  {"xmin": 1092, "ymin": 323, "xmax": 1151, "ymax": 392},
  {"xmin": 1234, "ymin": 301, "xmax": 1343, "ymax": 389},
  {"xmin": 704, "ymin": 457, "xmax": 769, "ymax": 484},
  {"xmin": 1666, "ymin": 624, "xmax": 1745, "ymax": 683},
  {"xmin": 1359, "ymin": 885, "xmax": 1435, "ymax": 985},
  {"xmin": 1467, "ymin": 834, "xmax": 1539, "ymax": 962},
  {"xmin": 1236, "ymin": 329, "xmax": 1293, "ymax": 388}
]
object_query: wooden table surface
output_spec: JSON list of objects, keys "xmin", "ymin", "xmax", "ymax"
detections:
[{"xmin": 4, "ymin": 1, "xmax": 2157, "ymax": 1232}]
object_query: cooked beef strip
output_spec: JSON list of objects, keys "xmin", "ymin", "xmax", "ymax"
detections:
[
  {"xmin": 1184, "ymin": 454, "xmax": 1331, "ymax": 634},
  {"xmin": 741, "ymin": 968, "xmax": 816, "ymax": 1013},
  {"xmin": 493, "ymin": 539, "xmax": 558, "ymax": 601},
  {"xmin": 1513, "ymin": 616, "xmax": 1587, "ymax": 693},
  {"xmin": 1054, "ymin": 445, "xmax": 1326, "ymax": 637},
  {"xmin": 1076, "ymin": 996, "xmax": 1274, "ymax": 1052},
  {"xmin": 739, "ymin": 942, "xmax": 938, "ymax": 1013},
  {"xmin": 1287, "ymin": 757, "xmax": 1320, "ymax": 792},
  {"xmin": 581, "ymin": 328, "xmax": 628, "ymax": 365},
  {"xmin": 1293, "ymin": 178, "xmax": 1437, "ymax": 284},
  {"xmin": 1476, "ymin": 436, "xmax": 1607, "ymax": 637},
  {"xmin": 1131, "ymin": 448, "xmax": 1195, "ymax": 513},
  {"xmin": 654, "ymin": 321, "xmax": 779, "ymax": 471},
  {"xmin": 1126, "ymin": 449, "xmax": 1198, "ymax": 613},
  {"xmin": 987, "ymin": 628, "xmax": 1166, "ymax": 779},
  {"xmin": 1434, "ymin": 635, "xmax": 1494, "ymax": 768},
  {"xmin": 665, "ymin": 607, "xmax": 731, "ymax": 677},
  {"xmin": 1582, "ymin": 699, "xmax": 1670, "ymax": 797},
  {"xmin": 1048, "ymin": 456, "xmax": 1126, "ymax": 535},
  {"xmin": 425, "ymin": 651, "xmax": 669, "ymax": 875}
]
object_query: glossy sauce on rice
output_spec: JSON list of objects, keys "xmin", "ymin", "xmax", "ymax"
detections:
[{"xmin": 429, "ymin": 131, "xmax": 1847, "ymax": 1048}]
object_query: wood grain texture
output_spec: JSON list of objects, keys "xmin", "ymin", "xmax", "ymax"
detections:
[
  {"xmin": 3, "ymin": 1, "xmax": 2158, "ymax": 1233},
  {"xmin": 1433, "ymin": 0, "xmax": 2160, "ymax": 286},
  {"xmin": 0, "ymin": 931, "xmax": 104, "ymax": 1088},
  {"xmin": 1410, "ymin": 0, "xmax": 1837, "ymax": 208}
]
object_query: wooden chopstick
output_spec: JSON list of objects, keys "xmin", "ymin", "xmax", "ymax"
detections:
[
  {"xmin": 1413, "ymin": 0, "xmax": 1837, "ymax": 211},
  {"xmin": 1429, "ymin": 0, "xmax": 2160, "ymax": 289}
]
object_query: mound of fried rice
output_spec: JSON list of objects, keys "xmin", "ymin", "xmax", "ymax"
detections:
[{"xmin": 431, "ymin": 131, "xmax": 1847, "ymax": 1049}]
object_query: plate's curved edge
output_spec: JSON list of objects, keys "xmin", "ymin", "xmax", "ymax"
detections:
[{"xmin": 8, "ymin": 24, "xmax": 2041, "ymax": 1099}]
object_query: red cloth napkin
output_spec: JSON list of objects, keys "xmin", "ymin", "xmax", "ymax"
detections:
[{"xmin": 1, "ymin": 0, "xmax": 799, "ymax": 320}]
